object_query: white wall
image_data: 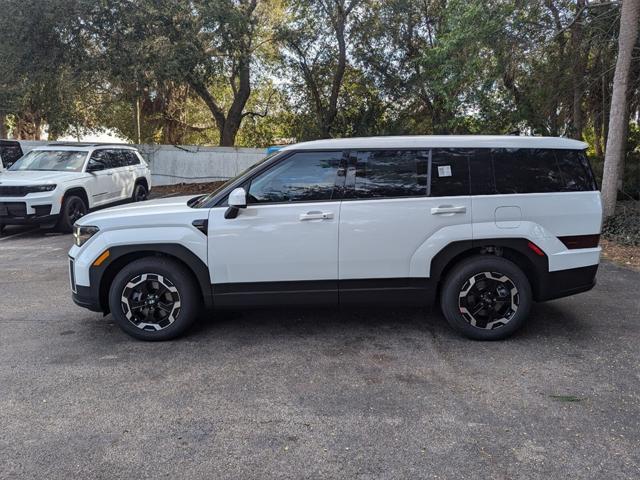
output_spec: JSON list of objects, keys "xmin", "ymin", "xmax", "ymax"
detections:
[{"xmin": 17, "ymin": 141, "xmax": 268, "ymax": 186}]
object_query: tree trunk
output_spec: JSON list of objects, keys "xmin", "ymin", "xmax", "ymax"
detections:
[
  {"xmin": 570, "ymin": 0, "xmax": 587, "ymax": 139},
  {"xmin": 0, "ymin": 115, "xmax": 7, "ymax": 139},
  {"xmin": 601, "ymin": 0, "xmax": 640, "ymax": 218}
]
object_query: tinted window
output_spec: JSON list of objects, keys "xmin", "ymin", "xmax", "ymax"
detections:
[
  {"xmin": 248, "ymin": 151, "xmax": 342, "ymax": 203},
  {"xmin": 554, "ymin": 150, "xmax": 597, "ymax": 191},
  {"xmin": 352, "ymin": 150, "xmax": 428, "ymax": 199},
  {"xmin": 468, "ymin": 149, "xmax": 496, "ymax": 195},
  {"xmin": 0, "ymin": 141, "xmax": 23, "ymax": 168},
  {"xmin": 430, "ymin": 149, "xmax": 470, "ymax": 196},
  {"xmin": 492, "ymin": 148, "xmax": 565, "ymax": 194},
  {"xmin": 121, "ymin": 150, "xmax": 140, "ymax": 166},
  {"xmin": 89, "ymin": 150, "xmax": 114, "ymax": 169}
]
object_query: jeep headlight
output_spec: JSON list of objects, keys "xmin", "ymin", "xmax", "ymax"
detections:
[
  {"xmin": 29, "ymin": 184, "xmax": 57, "ymax": 193},
  {"xmin": 73, "ymin": 225, "xmax": 99, "ymax": 247}
]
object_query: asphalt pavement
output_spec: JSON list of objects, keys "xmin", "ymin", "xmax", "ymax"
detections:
[{"xmin": 1, "ymin": 225, "xmax": 639, "ymax": 479}]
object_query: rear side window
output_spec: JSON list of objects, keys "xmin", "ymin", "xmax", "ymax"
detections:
[
  {"xmin": 122, "ymin": 150, "xmax": 140, "ymax": 166},
  {"xmin": 351, "ymin": 150, "xmax": 428, "ymax": 199},
  {"xmin": 469, "ymin": 148, "xmax": 596, "ymax": 195},
  {"xmin": 248, "ymin": 151, "xmax": 342, "ymax": 203},
  {"xmin": 430, "ymin": 149, "xmax": 470, "ymax": 197},
  {"xmin": 492, "ymin": 148, "xmax": 564, "ymax": 194}
]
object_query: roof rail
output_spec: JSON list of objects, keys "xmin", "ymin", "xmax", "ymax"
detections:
[{"xmin": 46, "ymin": 142, "xmax": 99, "ymax": 147}]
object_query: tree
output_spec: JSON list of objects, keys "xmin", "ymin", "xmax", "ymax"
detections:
[
  {"xmin": 601, "ymin": 0, "xmax": 640, "ymax": 217},
  {"xmin": 280, "ymin": 0, "xmax": 362, "ymax": 138}
]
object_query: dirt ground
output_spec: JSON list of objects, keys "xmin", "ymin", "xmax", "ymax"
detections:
[
  {"xmin": 152, "ymin": 181, "xmax": 226, "ymax": 197},
  {"xmin": 600, "ymin": 239, "xmax": 640, "ymax": 271}
]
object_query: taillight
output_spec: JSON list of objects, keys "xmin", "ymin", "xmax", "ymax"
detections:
[{"xmin": 558, "ymin": 234, "xmax": 600, "ymax": 249}]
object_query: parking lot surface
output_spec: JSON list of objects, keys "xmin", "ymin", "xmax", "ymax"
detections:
[{"xmin": 1, "ymin": 226, "xmax": 639, "ymax": 479}]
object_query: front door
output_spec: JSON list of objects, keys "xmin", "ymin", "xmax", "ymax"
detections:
[{"xmin": 208, "ymin": 150, "xmax": 345, "ymax": 306}]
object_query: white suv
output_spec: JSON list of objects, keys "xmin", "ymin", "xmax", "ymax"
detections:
[
  {"xmin": 0, "ymin": 144, "xmax": 151, "ymax": 233},
  {"xmin": 68, "ymin": 136, "xmax": 602, "ymax": 341}
]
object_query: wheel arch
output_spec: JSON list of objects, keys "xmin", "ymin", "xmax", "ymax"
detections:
[
  {"xmin": 430, "ymin": 239, "xmax": 549, "ymax": 301},
  {"xmin": 62, "ymin": 187, "xmax": 90, "ymax": 208},
  {"xmin": 92, "ymin": 244, "xmax": 213, "ymax": 313},
  {"xmin": 134, "ymin": 177, "xmax": 149, "ymax": 190}
]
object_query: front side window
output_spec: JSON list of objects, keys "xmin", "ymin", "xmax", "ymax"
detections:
[
  {"xmin": 247, "ymin": 151, "xmax": 342, "ymax": 203},
  {"xmin": 351, "ymin": 150, "xmax": 428, "ymax": 199},
  {"xmin": 9, "ymin": 150, "xmax": 87, "ymax": 172}
]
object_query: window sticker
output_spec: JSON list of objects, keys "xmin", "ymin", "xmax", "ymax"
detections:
[{"xmin": 438, "ymin": 165, "xmax": 452, "ymax": 177}]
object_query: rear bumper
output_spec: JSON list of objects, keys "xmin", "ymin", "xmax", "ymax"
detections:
[{"xmin": 536, "ymin": 264, "xmax": 598, "ymax": 301}]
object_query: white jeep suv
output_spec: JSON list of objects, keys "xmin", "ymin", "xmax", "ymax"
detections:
[
  {"xmin": 0, "ymin": 144, "xmax": 151, "ymax": 233},
  {"xmin": 68, "ymin": 136, "xmax": 602, "ymax": 341}
]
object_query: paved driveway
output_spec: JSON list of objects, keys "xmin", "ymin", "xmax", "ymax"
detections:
[{"xmin": 1, "ymin": 226, "xmax": 639, "ymax": 479}]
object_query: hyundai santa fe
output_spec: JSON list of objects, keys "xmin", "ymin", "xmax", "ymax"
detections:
[{"xmin": 68, "ymin": 136, "xmax": 602, "ymax": 341}]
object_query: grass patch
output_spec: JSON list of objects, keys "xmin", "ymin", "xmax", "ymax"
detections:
[{"xmin": 549, "ymin": 394, "xmax": 583, "ymax": 402}]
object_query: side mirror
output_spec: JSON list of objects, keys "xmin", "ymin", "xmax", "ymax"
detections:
[
  {"xmin": 225, "ymin": 187, "xmax": 247, "ymax": 219},
  {"xmin": 87, "ymin": 161, "xmax": 105, "ymax": 172}
]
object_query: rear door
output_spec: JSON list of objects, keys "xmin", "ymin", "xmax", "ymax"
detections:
[
  {"xmin": 338, "ymin": 149, "xmax": 472, "ymax": 304},
  {"xmin": 108, "ymin": 150, "xmax": 136, "ymax": 200},
  {"xmin": 85, "ymin": 150, "xmax": 120, "ymax": 205}
]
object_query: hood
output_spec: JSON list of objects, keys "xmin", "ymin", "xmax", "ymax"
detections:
[
  {"xmin": 77, "ymin": 195, "xmax": 205, "ymax": 229},
  {"xmin": 0, "ymin": 170, "xmax": 83, "ymax": 184}
]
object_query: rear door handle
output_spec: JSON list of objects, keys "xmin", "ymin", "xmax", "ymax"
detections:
[
  {"xmin": 431, "ymin": 205, "xmax": 467, "ymax": 215},
  {"xmin": 299, "ymin": 211, "xmax": 334, "ymax": 221}
]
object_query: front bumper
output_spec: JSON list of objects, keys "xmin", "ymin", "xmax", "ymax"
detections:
[
  {"xmin": 72, "ymin": 285, "xmax": 102, "ymax": 312},
  {"xmin": 0, "ymin": 201, "xmax": 57, "ymax": 225}
]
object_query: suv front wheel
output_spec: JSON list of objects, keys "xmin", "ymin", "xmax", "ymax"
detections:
[
  {"xmin": 108, "ymin": 257, "xmax": 201, "ymax": 340},
  {"xmin": 57, "ymin": 194, "xmax": 87, "ymax": 233},
  {"xmin": 440, "ymin": 255, "xmax": 532, "ymax": 340}
]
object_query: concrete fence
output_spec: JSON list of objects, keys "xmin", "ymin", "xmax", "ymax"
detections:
[{"xmin": 18, "ymin": 141, "xmax": 268, "ymax": 186}]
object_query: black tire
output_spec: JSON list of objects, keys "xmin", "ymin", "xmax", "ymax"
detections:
[
  {"xmin": 132, "ymin": 182, "xmax": 148, "ymax": 202},
  {"xmin": 56, "ymin": 194, "xmax": 87, "ymax": 233},
  {"xmin": 108, "ymin": 257, "xmax": 201, "ymax": 341},
  {"xmin": 439, "ymin": 255, "xmax": 532, "ymax": 340}
]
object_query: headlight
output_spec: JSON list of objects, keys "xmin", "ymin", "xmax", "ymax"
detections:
[
  {"xmin": 73, "ymin": 225, "xmax": 99, "ymax": 247},
  {"xmin": 28, "ymin": 184, "xmax": 57, "ymax": 193}
]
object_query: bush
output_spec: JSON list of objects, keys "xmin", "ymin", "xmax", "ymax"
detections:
[{"xmin": 602, "ymin": 201, "xmax": 640, "ymax": 246}]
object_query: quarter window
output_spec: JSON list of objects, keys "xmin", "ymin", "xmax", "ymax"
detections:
[
  {"xmin": 351, "ymin": 150, "xmax": 428, "ymax": 199},
  {"xmin": 247, "ymin": 151, "xmax": 342, "ymax": 203}
]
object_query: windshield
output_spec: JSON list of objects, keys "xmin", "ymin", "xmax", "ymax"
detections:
[
  {"xmin": 191, "ymin": 152, "xmax": 280, "ymax": 207},
  {"xmin": 9, "ymin": 150, "xmax": 87, "ymax": 172}
]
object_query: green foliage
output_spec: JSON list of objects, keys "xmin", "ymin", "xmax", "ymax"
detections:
[
  {"xmin": 602, "ymin": 202, "xmax": 640, "ymax": 246},
  {"xmin": 0, "ymin": 0, "xmax": 638, "ymax": 178}
]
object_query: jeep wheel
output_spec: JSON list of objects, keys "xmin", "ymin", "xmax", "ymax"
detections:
[
  {"xmin": 57, "ymin": 195, "xmax": 87, "ymax": 233},
  {"xmin": 440, "ymin": 255, "xmax": 532, "ymax": 340},
  {"xmin": 132, "ymin": 183, "xmax": 148, "ymax": 202},
  {"xmin": 108, "ymin": 257, "xmax": 201, "ymax": 341}
]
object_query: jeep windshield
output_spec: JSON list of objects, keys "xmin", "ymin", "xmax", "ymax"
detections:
[{"xmin": 9, "ymin": 150, "xmax": 87, "ymax": 172}]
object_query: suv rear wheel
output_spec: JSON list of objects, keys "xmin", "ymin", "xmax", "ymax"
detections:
[
  {"xmin": 57, "ymin": 194, "xmax": 87, "ymax": 233},
  {"xmin": 440, "ymin": 255, "xmax": 532, "ymax": 340},
  {"xmin": 132, "ymin": 182, "xmax": 148, "ymax": 202},
  {"xmin": 108, "ymin": 257, "xmax": 201, "ymax": 341}
]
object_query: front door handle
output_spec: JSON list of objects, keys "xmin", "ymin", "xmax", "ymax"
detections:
[
  {"xmin": 431, "ymin": 205, "xmax": 467, "ymax": 215},
  {"xmin": 299, "ymin": 211, "xmax": 334, "ymax": 221}
]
